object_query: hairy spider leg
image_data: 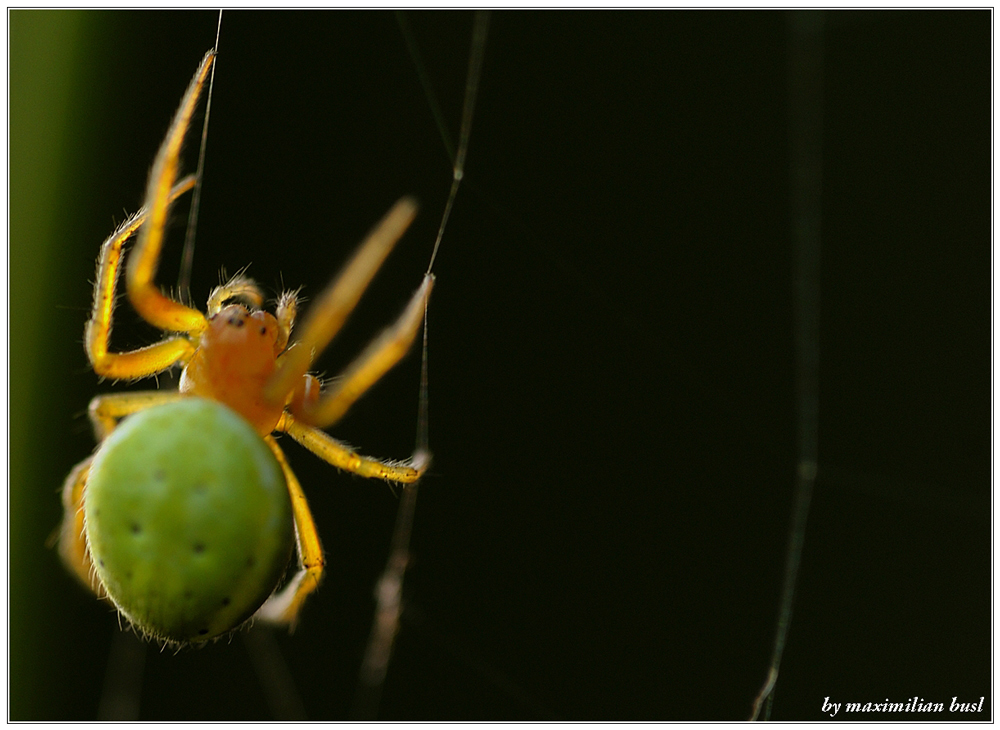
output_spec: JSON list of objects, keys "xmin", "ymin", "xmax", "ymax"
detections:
[
  {"xmin": 124, "ymin": 50, "xmax": 215, "ymax": 336},
  {"xmin": 297, "ymin": 274, "xmax": 433, "ymax": 430},
  {"xmin": 264, "ymin": 197, "xmax": 419, "ymax": 412},
  {"xmin": 86, "ymin": 176, "xmax": 198, "ymax": 380},
  {"xmin": 58, "ymin": 458, "xmax": 98, "ymax": 591},
  {"xmin": 256, "ymin": 436, "xmax": 325, "ymax": 626}
]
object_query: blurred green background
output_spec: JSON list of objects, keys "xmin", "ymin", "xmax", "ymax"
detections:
[{"xmin": 9, "ymin": 9, "xmax": 990, "ymax": 720}]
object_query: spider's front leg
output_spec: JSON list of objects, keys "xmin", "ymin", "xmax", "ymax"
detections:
[
  {"xmin": 86, "ymin": 176, "xmax": 202, "ymax": 380},
  {"xmin": 298, "ymin": 273, "xmax": 434, "ymax": 430},
  {"xmin": 125, "ymin": 50, "xmax": 215, "ymax": 336},
  {"xmin": 86, "ymin": 52, "xmax": 216, "ymax": 377},
  {"xmin": 263, "ymin": 197, "xmax": 419, "ymax": 408}
]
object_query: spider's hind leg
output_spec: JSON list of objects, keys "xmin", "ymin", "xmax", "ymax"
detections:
[
  {"xmin": 256, "ymin": 436, "xmax": 325, "ymax": 628},
  {"xmin": 57, "ymin": 456, "xmax": 102, "ymax": 594},
  {"xmin": 257, "ymin": 413, "xmax": 428, "ymax": 627}
]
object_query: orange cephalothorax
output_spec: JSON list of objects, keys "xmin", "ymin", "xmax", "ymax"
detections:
[{"xmin": 180, "ymin": 304, "xmax": 284, "ymax": 435}]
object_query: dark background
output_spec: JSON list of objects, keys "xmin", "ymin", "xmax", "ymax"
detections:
[{"xmin": 10, "ymin": 9, "xmax": 991, "ymax": 720}]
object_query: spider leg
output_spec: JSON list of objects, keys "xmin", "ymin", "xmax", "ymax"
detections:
[
  {"xmin": 125, "ymin": 50, "xmax": 215, "ymax": 336},
  {"xmin": 296, "ymin": 274, "xmax": 433, "ymax": 429},
  {"xmin": 256, "ymin": 435, "xmax": 325, "ymax": 627},
  {"xmin": 87, "ymin": 390, "xmax": 186, "ymax": 441},
  {"xmin": 87, "ymin": 176, "xmax": 200, "ymax": 379},
  {"xmin": 57, "ymin": 456, "xmax": 101, "ymax": 594},
  {"xmin": 264, "ymin": 197, "xmax": 418, "ymax": 406},
  {"xmin": 273, "ymin": 290, "xmax": 299, "ymax": 354},
  {"xmin": 276, "ymin": 412, "xmax": 428, "ymax": 483}
]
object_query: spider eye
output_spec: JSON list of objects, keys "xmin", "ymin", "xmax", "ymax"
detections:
[{"xmin": 209, "ymin": 303, "xmax": 249, "ymax": 328}]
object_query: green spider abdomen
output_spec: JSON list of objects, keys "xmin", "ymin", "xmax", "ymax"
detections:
[{"xmin": 84, "ymin": 398, "xmax": 294, "ymax": 643}]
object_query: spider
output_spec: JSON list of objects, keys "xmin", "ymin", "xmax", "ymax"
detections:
[{"xmin": 57, "ymin": 49, "xmax": 433, "ymax": 644}]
